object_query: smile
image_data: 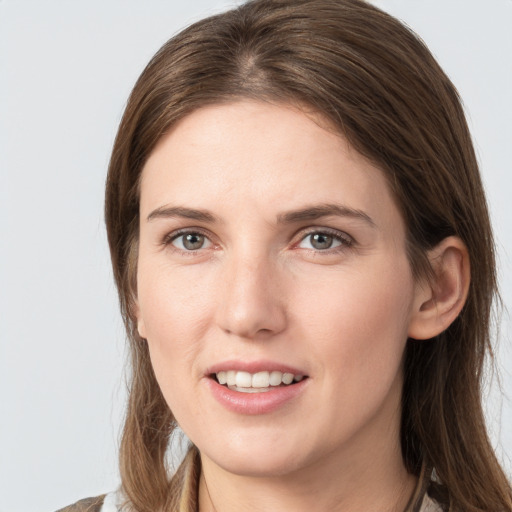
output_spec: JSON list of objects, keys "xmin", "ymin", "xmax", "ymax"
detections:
[
  {"xmin": 214, "ymin": 370, "xmax": 305, "ymax": 393},
  {"xmin": 205, "ymin": 361, "xmax": 309, "ymax": 413}
]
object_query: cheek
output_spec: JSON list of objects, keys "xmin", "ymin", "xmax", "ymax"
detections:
[
  {"xmin": 293, "ymin": 257, "xmax": 414, "ymax": 391},
  {"xmin": 136, "ymin": 261, "xmax": 217, "ymax": 391},
  {"xmin": 286, "ymin": 261, "xmax": 414, "ymax": 447},
  {"xmin": 138, "ymin": 258, "xmax": 215, "ymax": 335}
]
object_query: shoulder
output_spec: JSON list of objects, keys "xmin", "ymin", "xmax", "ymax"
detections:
[
  {"xmin": 418, "ymin": 480, "xmax": 450, "ymax": 512},
  {"xmin": 55, "ymin": 495, "xmax": 106, "ymax": 512},
  {"xmin": 418, "ymin": 493, "xmax": 446, "ymax": 512},
  {"xmin": 408, "ymin": 464, "xmax": 450, "ymax": 512},
  {"xmin": 55, "ymin": 491, "xmax": 123, "ymax": 512}
]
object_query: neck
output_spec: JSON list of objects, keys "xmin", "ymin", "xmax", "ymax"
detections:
[{"xmin": 198, "ymin": 406, "xmax": 417, "ymax": 512}]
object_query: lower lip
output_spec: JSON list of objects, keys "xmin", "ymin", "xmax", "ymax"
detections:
[{"xmin": 205, "ymin": 378, "xmax": 308, "ymax": 415}]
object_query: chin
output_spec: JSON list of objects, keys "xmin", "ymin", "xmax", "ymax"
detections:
[
  {"xmin": 208, "ymin": 452, "xmax": 306, "ymax": 478},
  {"xmin": 198, "ymin": 431, "xmax": 319, "ymax": 478}
]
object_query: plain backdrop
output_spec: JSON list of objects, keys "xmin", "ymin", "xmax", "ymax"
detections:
[{"xmin": 0, "ymin": 1, "xmax": 511, "ymax": 511}]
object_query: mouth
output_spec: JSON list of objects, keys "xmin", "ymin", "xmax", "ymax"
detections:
[
  {"xmin": 206, "ymin": 364, "xmax": 310, "ymax": 414},
  {"xmin": 210, "ymin": 370, "xmax": 307, "ymax": 393}
]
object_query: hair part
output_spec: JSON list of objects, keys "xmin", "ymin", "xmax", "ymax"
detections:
[{"xmin": 105, "ymin": 1, "xmax": 512, "ymax": 510}]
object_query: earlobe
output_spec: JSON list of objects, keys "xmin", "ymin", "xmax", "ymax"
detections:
[
  {"xmin": 408, "ymin": 236, "xmax": 470, "ymax": 340},
  {"xmin": 138, "ymin": 317, "xmax": 147, "ymax": 340},
  {"xmin": 132, "ymin": 300, "xmax": 147, "ymax": 339}
]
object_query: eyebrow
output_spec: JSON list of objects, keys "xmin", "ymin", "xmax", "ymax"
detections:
[
  {"xmin": 277, "ymin": 203, "xmax": 376, "ymax": 227},
  {"xmin": 147, "ymin": 202, "xmax": 375, "ymax": 228},
  {"xmin": 147, "ymin": 206, "xmax": 218, "ymax": 223}
]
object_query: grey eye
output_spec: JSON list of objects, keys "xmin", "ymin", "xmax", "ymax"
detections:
[
  {"xmin": 309, "ymin": 233, "xmax": 334, "ymax": 250},
  {"xmin": 184, "ymin": 234, "xmax": 205, "ymax": 250},
  {"xmin": 298, "ymin": 232, "xmax": 344, "ymax": 251},
  {"xmin": 172, "ymin": 233, "xmax": 211, "ymax": 251}
]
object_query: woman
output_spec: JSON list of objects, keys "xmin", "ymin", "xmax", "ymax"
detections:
[{"xmin": 59, "ymin": 0, "xmax": 512, "ymax": 510}]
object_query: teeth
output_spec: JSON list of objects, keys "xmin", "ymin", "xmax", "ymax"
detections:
[
  {"xmin": 215, "ymin": 370, "xmax": 304, "ymax": 389},
  {"xmin": 282, "ymin": 373, "xmax": 294, "ymax": 385},
  {"xmin": 235, "ymin": 371, "xmax": 252, "ymax": 388},
  {"xmin": 252, "ymin": 371, "xmax": 270, "ymax": 388},
  {"xmin": 269, "ymin": 371, "xmax": 282, "ymax": 386},
  {"xmin": 227, "ymin": 385, "xmax": 273, "ymax": 393},
  {"xmin": 227, "ymin": 370, "xmax": 236, "ymax": 386}
]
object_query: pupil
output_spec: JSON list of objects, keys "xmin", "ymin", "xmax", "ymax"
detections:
[
  {"xmin": 311, "ymin": 233, "xmax": 332, "ymax": 250},
  {"xmin": 184, "ymin": 234, "xmax": 204, "ymax": 250}
]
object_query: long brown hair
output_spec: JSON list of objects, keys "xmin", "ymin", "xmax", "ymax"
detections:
[{"xmin": 105, "ymin": 0, "xmax": 512, "ymax": 510}]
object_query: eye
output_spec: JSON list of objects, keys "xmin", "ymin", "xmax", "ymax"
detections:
[
  {"xmin": 170, "ymin": 232, "xmax": 212, "ymax": 251},
  {"xmin": 297, "ymin": 231, "xmax": 350, "ymax": 251}
]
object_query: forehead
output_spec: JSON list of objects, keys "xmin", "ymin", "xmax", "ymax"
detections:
[{"xmin": 140, "ymin": 100, "xmax": 399, "ymax": 229}]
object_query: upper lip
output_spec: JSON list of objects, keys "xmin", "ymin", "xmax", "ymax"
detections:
[{"xmin": 206, "ymin": 360, "xmax": 308, "ymax": 376}]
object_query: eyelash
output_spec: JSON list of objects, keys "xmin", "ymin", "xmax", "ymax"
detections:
[
  {"xmin": 162, "ymin": 227, "xmax": 354, "ymax": 255},
  {"xmin": 162, "ymin": 228, "xmax": 213, "ymax": 254},
  {"xmin": 295, "ymin": 228, "xmax": 353, "ymax": 253}
]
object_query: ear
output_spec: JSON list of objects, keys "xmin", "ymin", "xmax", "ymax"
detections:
[
  {"xmin": 408, "ymin": 236, "xmax": 470, "ymax": 340},
  {"xmin": 131, "ymin": 299, "xmax": 147, "ymax": 339}
]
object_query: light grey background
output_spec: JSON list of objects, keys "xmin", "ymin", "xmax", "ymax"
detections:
[{"xmin": 0, "ymin": 1, "xmax": 510, "ymax": 511}]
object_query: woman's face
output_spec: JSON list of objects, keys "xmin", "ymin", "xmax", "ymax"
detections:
[{"xmin": 136, "ymin": 101, "xmax": 421, "ymax": 477}]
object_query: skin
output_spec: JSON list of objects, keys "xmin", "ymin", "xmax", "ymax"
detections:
[{"xmin": 135, "ymin": 100, "xmax": 469, "ymax": 511}]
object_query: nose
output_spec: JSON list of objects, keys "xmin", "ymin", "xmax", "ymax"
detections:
[{"xmin": 215, "ymin": 251, "xmax": 287, "ymax": 340}]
